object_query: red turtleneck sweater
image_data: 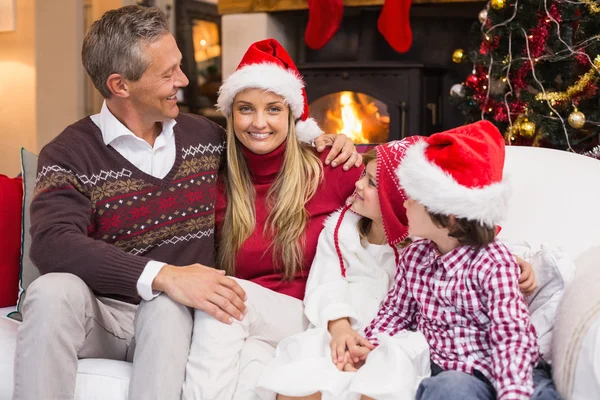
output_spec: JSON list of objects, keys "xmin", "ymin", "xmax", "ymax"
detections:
[{"xmin": 215, "ymin": 144, "xmax": 362, "ymax": 300}]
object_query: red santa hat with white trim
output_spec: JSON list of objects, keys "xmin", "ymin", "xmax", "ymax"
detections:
[
  {"xmin": 216, "ymin": 38, "xmax": 322, "ymax": 144},
  {"xmin": 396, "ymin": 120, "xmax": 510, "ymax": 228}
]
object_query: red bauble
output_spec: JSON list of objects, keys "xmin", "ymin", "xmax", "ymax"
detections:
[{"xmin": 466, "ymin": 74, "xmax": 480, "ymax": 88}]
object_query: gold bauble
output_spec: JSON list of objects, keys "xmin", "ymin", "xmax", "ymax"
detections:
[
  {"xmin": 520, "ymin": 119, "xmax": 536, "ymax": 137},
  {"xmin": 491, "ymin": 0, "xmax": 507, "ymax": 10},
  {"xmin": 568, "ymin": 110, "xmax": 586, "ymax": 129},
  {"xmin": 452, "ymin": 48, "xmax": 468, "ymax": 64}
]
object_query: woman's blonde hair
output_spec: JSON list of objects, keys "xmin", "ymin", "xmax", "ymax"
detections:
[
  {"xmin": 357, "ymin": 148, "xmax": 411, "ymax": 249},
  {"xmin": 218, "ymin": 110, "xmax": 324, "ymax": 279}
]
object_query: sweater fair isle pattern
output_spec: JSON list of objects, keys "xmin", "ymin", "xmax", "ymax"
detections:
[{"xmin": 30, "ymin": 114, "xmax": 224, "ymax": 304}]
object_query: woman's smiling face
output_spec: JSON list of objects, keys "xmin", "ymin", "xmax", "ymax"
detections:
[{"xmin": 232, "ymin": 88, "xmax": 290, "ymax": 154}]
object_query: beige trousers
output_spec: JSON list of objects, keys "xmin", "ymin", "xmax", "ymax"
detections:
[
  {"xmin": 182, "ymin": 278, "xmax": 309, "ymax": 400},
  {"xmin": 13, "ymin": 272, "xmax": 193, "ymax": 400}
]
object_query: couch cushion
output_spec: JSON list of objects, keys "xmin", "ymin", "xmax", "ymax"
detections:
[
  {"xmin": 0, "ymin": 317, "xmax": 131, "ymax": 400},
  {"xmin": 10, "ymin": 149, "xmax": 40, "ymax": 321},
  {"xmin": 503, "ymin": 240, "xmax": 575, "ymax": 361},
  {"xmin": 0, "ymin": 175, "xmax": 22, "ymax": 307}
]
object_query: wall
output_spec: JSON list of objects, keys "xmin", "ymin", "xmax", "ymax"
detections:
[
  {"xmin": 36, "ymin": 0, "xmax": 86, "ymax": 151},
  {"xmin": 0, "ymin": 0, "xmax": 36, "ymax": 176},
  {"xmin": 221, "ymin": 12, "xmax": 297, "ymax": 78}
]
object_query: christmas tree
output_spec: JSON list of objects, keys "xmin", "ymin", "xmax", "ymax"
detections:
[{"xmin": 450, "ymin": 0, "xmax": 600, "ymax": 158}]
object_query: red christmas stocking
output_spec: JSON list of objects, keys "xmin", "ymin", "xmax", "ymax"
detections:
[
  {"xmin": 305, "ymin": 0, "xmax": 344, "ymax": 50},
  {"xmin": 378, "ymin": 0, "xmax": 413, "ymax": 53}
]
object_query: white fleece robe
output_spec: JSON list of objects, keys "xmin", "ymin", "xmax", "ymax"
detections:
[{"xmin": 256, "ymin": 210, "xmax": 430, "ymax": 400}]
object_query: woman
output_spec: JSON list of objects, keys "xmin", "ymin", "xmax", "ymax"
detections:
[{"xmin": 181, "ymin": 39, "xmax": 364, "ymax": 400}]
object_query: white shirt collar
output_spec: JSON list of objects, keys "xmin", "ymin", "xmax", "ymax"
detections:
[{"xmin": 96, "ymin": 101, "xmax": 177, "ymax": 147}]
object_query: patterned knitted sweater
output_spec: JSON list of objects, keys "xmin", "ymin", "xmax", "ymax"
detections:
[{"xmin": 30, "ymin": 113, "xmax": 224, "ymax": 304}]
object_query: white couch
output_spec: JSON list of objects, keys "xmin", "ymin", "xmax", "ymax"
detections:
[{"xmin": 1, "ymin": 145, "xmax": 599, "ymax": 399}]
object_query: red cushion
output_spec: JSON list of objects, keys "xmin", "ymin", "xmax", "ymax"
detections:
[{"xmin": 0, "ymin": 175, "xmax": 23, "ymax": 307}]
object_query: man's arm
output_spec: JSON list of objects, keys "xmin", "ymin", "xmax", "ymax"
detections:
[
  {"xmin": 31, "ymin": 143, "xmax": 246, "ymax": 323},
  {"xmin": 30, "ymin": 143, "xmax": 152, "ymax": 298}
]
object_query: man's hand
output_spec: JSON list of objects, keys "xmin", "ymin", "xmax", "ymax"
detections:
[
  {"xmin": 153, "ymin": 264, "xmax": 247, "ymax": 324},
  {"xmin": 314, "ymin": 133, "xmax": 362, "ymax": 170},
  {"xmin": 516, "ymin": 256, "xmax": 537, "ymax": 296},
  {"xmin": 328, "ymin": 318, "xmax": 374, "ymax": 370}
]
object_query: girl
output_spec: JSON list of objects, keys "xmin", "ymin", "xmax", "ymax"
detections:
[{"xmin": 257, "ymin": 138, "xmax": 431, "ymax": 400}]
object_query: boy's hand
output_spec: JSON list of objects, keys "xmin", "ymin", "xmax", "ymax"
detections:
[
  {"xmin": 314, "ymin": 134, "xmax": 362, "ymax": 170},
  {"xmin": 516, "ymin": 256, "xmax": 537, "ymax": 296},
  {"xmin": 328, "ymin": 318, "xmax": 374, "ymax": 369}
]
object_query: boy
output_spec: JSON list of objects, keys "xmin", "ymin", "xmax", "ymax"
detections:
[{"xmin": 364, "ymin": 121, "xmax": 561, "ymax": 400}]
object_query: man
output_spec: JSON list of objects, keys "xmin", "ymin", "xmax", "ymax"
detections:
[{"xmin": 12, "ymin": 5, "xmax": 360, "ymax": 400}]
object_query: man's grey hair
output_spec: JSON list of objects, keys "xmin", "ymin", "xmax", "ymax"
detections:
[{"xmin": 82, "ymin": 5, "xmax": 169, "ymax": 98}]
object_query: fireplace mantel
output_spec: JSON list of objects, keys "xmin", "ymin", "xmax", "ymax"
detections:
[{"xmin": 218, "ymin": 0, "xmax": 484, "ymax": 15}]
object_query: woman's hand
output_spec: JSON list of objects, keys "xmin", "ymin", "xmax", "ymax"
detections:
[
  {"xmin": 314, "ymin": 134, "xmax": 362, "ymax": 170},
  {"xmin": 328, "ymin": 318, "xmax": 374, "ymax": 370},
  {"xmin": 516, "ymin": 256, "xmax": 537, "ymax": 296}
]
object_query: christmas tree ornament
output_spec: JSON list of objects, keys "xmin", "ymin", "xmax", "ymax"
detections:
[
  {"xmin": 478, "ymin": 9, "xmax": 488, "ymax": 24},
  {"xmin": 520, "ymin": 118, "xmax": 536, "ymax": 137},
  {"xmin": 491, "ymin": 0, "xmax": 506, "ymax": 11},
  {"xmin": 304, "ymin": 0, "xmax": 344, "ymax": 50},
  {"xmin": 450, "ymin": 83, "xmax": 465, "ymax": 97},
  {"xmin": 378, "ymin": 0, "xmax": 413, "ymax": 53},
  {"xmin": 465, "ymin": 74, "xmax": 480, "ymax": 88},
  {"xmin": 568, "ymin": 110, "xmax": 586, "ymax": 129},
  {"xmin": 452, "ymin": 48, "xmax": 468, "ymax": 64}
]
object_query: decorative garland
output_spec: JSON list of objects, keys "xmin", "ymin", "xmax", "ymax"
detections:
[{"xmin": 535, "ymin": 55, "xmax": 600, "ymax": 102}]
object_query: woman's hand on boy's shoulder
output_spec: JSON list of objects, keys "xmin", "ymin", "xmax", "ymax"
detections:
[
  {"xmin": 516, "ymin": 256, "xmax": 537, "ymax": 296},
  {"xmin": 314, "ymin": 133, "xmax": 362, "ymax": 170}
]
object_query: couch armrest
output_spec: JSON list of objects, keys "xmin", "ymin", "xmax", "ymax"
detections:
[{"xmin": 552, "ymin": 245, "xmax": 600, "ymax": 398}]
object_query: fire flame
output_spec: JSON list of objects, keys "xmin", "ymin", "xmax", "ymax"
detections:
[{"xmin": 337, "ymin": 92, "xmax": 369, "ymax": 144}]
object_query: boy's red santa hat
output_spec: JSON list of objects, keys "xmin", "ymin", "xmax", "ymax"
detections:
[
  {"xmin": 396, "ymin": 120, "xmax": 510, "ymax": 228},
  {"xmin": 217, "ymin": 38, "xmax": 322, "ymax": 144}
]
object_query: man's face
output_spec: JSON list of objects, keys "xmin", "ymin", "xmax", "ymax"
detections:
[{"xmin": 126, "ymin": 33, "xmax": 189, "ymax": 123}]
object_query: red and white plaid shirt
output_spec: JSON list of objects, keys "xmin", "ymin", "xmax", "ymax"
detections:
[{"xmin": 364, "ymin": 239, "xmax": 539, "ymax": 400}]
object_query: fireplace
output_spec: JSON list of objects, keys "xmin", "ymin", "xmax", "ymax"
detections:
[
  {"xmin": 302, "ymin": 63, "xmax": 445, "ymax": 143},
  {"xmin": 294, "ymin": 4, "xmax": 483, "ymax": 142}
]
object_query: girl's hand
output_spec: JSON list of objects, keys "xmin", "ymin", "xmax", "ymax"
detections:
[
  {"xmin": 516, "ymin": 256, "xmax": 537, "ymax": 296},
  {"xmin": 328, "ymin": 318, "xmax": 374, "ymax": 369},
  {"xmin": 341, "ymin": 350, "xmax": 369, "ymax": 372}
]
